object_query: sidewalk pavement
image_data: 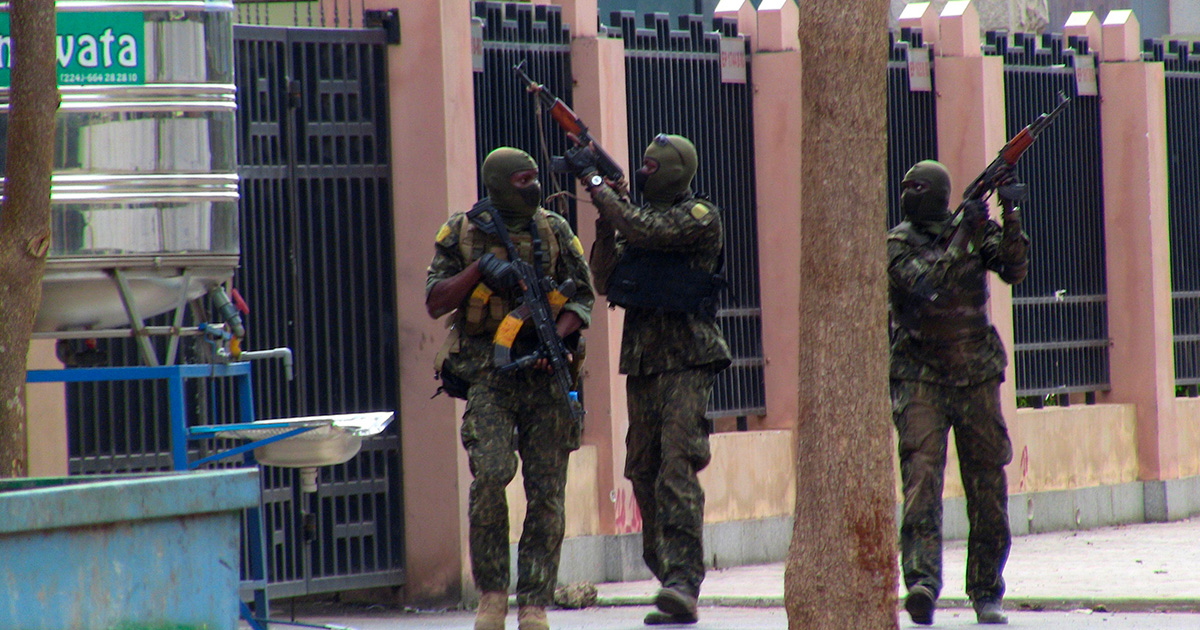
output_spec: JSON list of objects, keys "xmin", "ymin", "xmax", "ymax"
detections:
[{"xmin": 595, "ymin": 515, "xmax": 1200, "ymax": 612}]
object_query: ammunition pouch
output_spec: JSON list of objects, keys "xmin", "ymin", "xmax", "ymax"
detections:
[{"xmin": 433, "ymin": 325, "xmax": 471, "ymax": 400}]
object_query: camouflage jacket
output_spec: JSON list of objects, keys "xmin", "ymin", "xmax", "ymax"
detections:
[
  {"xmin": 888, "ymin": 213, "xmax": 1029, "ymax": 386},
  {"xmin": 426, "ymin": 206, "xmax": 594, "ymax": 391},
  {"xmin": 589, "ymin": 186, "xmax": 731, "ymax": 376}
]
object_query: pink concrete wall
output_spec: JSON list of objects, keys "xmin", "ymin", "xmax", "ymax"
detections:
[
  {"xmin": 1093, "ymin": 10, "xmax": 1179, "ymax": 480},
  {"xmin": 372, "ymin": 0, "xmax": 478, "ymax": 605},
  {"xmin": 559, "ymin": 11, "xmax": 636, "ymax": 535},
  {"xmin": 748, "ymin": 1, "xmax": 803, "ymax": 432}
]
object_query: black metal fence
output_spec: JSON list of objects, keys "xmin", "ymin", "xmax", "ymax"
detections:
[
  {"xmin": 232, "ymin": 24, "xmax": 403, "ymax": 596},
  {"xmin": 606, "ymin": 11, "xmax": 765, "ymax": 419},
  {"xmin": 65, "ymin": 24, "xmax": 404, "ymax": 599},
  {"xmin": 472, "ymin": 1, "xmax": 578, "ymax": 226},
  {"xmin": 1147, "ymin": 39, "xmax": 1200, "ymax": 392},
  {"xmin": 887, "ymin": 30, "xmax": 939, "ymax": 228},
  {"xmin": 992, "ymin": 32, "xmax": 1110, "ymax": 400}
]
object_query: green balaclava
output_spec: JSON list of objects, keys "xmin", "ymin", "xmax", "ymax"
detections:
[
  {"xmin": 638, "ymin": 133, "xmax": 698, "ymax": 205},
  {"xmin": 900, "ymin": 159, "xmax": 952, "ymax": 231},
  {"xmin": 483, "ymin": 147, "xmax": 541, "ymax": 227}
]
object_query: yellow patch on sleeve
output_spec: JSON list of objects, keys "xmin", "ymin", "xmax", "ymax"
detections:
[
  {"xmin": 690, "ymin": 202, "xmax": 714, "ymax": 224},
  {"xmin": 435, "ymin": 223, "xmax": 453, "ymax": 244},
  {"xmin": 570, "ymin": 235, "xmax": 584, "ymax": 256}
]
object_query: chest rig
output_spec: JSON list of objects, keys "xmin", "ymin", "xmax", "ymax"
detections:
[
  {"xmin": 457, "ymin": 203, "xmax": 560, "ymax": 336},
  {"xmin": 890, "ymin": 221, "xmax": 990, "ymax": 341}
]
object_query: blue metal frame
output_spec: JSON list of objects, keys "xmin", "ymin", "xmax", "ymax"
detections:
[{"xmin": 26, "ymin": 363, "xmax": 296, "ymax": 630}]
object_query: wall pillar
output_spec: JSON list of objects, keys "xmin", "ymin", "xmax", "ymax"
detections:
[
  {"xmin": 1091, "ymin": 10, "xmax": 1178, "ymax": 482},
  {"xmin": 735, "ymin": 0, "xmax": 802, "ymax": 431},
  {"xmin": 931, "ymin": 1, "xmax": 1018, "ymax": 428},
  {"xmin": 372, "ymin": 0, "xmax": 477, "ymax": 605},
  {"xmin": 26, "ymin": 340, "xmax": 66, "ymax": 477},
  {"xmin": 555, "ymin": 0, "xmax": 635, "ymax": 535}
]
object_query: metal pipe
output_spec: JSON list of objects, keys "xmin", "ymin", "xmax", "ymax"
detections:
[{"xmin": 238, "ymin": 347, "xmax": 294, "ymax": 381}]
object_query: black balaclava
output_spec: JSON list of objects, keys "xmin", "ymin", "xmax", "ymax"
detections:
[
  {"xmin": 483, "ymin": 147, "xmax": 541, "ymax": 229},
  {"xmin": 637, "ymin": 134, "xmax": 698, "ymax": 206},
  {"xmin": 900, "ymin": 159, "xmax": 952, "ymax": 232}
]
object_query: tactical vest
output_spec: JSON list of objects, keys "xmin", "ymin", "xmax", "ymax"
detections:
[
  {"xmin": 457, "ymin": 208, "xmax": 560, "ymax": 336},
  {"xmin": 889, "ymin": 222, "xmax": 990, "ymax": 341},
  {"xmin": 606, "ymin": 199, "xmax": 726, "ymax": 319}
]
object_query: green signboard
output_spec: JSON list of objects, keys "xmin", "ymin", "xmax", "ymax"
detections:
[{"xmin": 0, "ymin": 12, "xmax": 145, "ymax": 88}]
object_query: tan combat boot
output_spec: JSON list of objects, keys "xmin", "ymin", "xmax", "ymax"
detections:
[
  {"xmin": 475, "ymin": 591, "xmax": 508, "ymax": 630},
  {"xmin": 517, "ymin": 604, "xmax": 549, "ymax": 630}
]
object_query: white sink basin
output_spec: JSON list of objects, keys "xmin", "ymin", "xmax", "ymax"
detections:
[{"xmin": 215, "ymin": 411, "xmax": 394, "ymax": 468}]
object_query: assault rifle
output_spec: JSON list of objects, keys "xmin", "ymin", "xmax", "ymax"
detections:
[
  {"xmin": 941, "ymin": 92, "xmax": 1071, "ymax": 254},
  {"xmin": 513, "ymin": 60, "xmax": 625, "ymax": 184},
  {"xmin": 466, "ymin": 199, "xmax": 585, "ymax": 427}
]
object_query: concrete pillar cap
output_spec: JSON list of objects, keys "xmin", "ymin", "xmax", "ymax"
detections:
[
  {"xmin": 1101, "ymin": 9, "xmax": 1141, "ymax": 63},
  {"xmin": 755, "ymin": 0, "xmax": 798, "ymax": 52},
  {"xmin": 1063, "ymin": 11, "xmax": 1101, "ymax": 54},
  {"xmin": 897, "ymin": 2, "xmax": 939, "ymax": 50},
  {"xmin": 715, "ymin": 0, "xmax": 759, "ymax": 45},
  {"xmin": 938, "ymin": 0, "xmax": 980, "ymax": 58}
]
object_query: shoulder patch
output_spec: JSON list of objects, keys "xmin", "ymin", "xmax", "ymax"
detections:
[
  {"xmin": 436, "ymin": 223, "xmax": 453, "ymax": 244},
  {"xmin": 569, "ymin": 235, "xmax": 584, "ymax": 257},
  {"xmin": 690, "ymin": 201, "xmax": 715, "ymax": 224}
]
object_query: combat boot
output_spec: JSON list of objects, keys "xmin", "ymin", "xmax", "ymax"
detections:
[
  {"xmin": 644, "ymin": 610, "xmax": 698, "ymax": 625},
  {"xmin": 517, "ymin": 604, "xmax": 549, "ymax": 630},
  {"xmin": 973, "ymin": 599, "xmax": 1009, "ymax": 625},
  {"xmin": 904, "ymin": 584, "xmax": 936, "ymax": 626},
  {"xmin": 647, "ymin": 586, "xmax": 698, "ymax": 625},
  {"xmin": 475, "ymin": 591, "xmax": 508, "ymax": 630}
]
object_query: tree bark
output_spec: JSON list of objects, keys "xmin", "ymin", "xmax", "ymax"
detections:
[
  {"xmin": 785, "ymin": 2, "xmax": 898, "ymax": 629},
  {"xmin": 0, "ymin": 0, "xmax": 59, "ymax": 478}
]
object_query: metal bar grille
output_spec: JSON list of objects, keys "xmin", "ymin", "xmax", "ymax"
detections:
[
  {"xmin": 993, "ymin": 32, "xmax": 1110, "ymax": 398},
  {"xmin": 473, "ymin": 1, "xmax": 577, "ymax": 227},
  {"xmin": 887, "ymin": 30, "xmax": 938, "ymax": 228},
  {"xmin": 606, "ymin": 11, "xmax": 765, "ymax": 420},
  {"xmin": 235, "ymin": 0, "xmax": 366, "ymax": 28},
  {"xmin": 1148, "ymin": 39, "xmax": 1200, "ymax": 389},
  {"xmin": 64, "ymin": 24, "xmax": 404, "ymax": 598}
]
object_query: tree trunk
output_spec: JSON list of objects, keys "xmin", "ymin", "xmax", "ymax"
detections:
[
  {"xmin": 785, "ymin": 2, "xmax": 898, "ymax": 629},
  {"xmin": 0, "ymin": 0, "xmax": 60, "ymax": 478}
]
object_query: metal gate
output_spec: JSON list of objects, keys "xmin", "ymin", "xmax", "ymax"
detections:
[
  {"xmin": 232, "ymin": 24, "xmax": 403, "ymax": 597},
  {"xmin": 608, "ymin": 11, "xmax": 766, "ymax": 420},
  {"xmin": 1147, "ymin": 39, "xmax": 1200, "ymax": 392},
  {"xmin": 64, "ymin": 24, "xmax": 404, "ymax": 598},
  {"xmin": 995, "ymin": 32, "xmax": 1110, "ymax": 401},
  {"xmin": 887, "ymin": 29, "xmax": 939, "ymax": 228}
]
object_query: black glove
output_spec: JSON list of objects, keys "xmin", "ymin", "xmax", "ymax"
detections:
[
  {"xmin": 563, "ymin": 145, "xmax": 599, "ymax": 179},
  {"xmin": 960, "ymin": 199, "xmax": 989, "ymax": 235},
  {"xmin": 996, "ymin": 174, "xmax": 1028, "ymax": 211},
  {"xmin": 477, "ymin": 253, "xmax": 519, "ymax": 292}
]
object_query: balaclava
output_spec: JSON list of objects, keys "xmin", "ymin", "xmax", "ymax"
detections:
[
  {"xmin": 636, "ymin": 134, "xmax": 697, "ymax": 206},
  {"xmin": 483, "ymin": 147, "xmax": 541, "ymax": 228},
  {"xmin": 900, "ymin": 160, "xmax": 952, "ymax": 231}
]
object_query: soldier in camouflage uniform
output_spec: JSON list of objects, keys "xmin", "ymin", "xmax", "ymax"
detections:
[
  {"xmin": 426, "ymin": 147, "xmax": 594, "ymax": 630},
  {"xmin": 888, "ymin": 160, "xmax": 1029, "ymax": 626},
  {"xmin": 576, "ymin": 134, "xmax": 731, "ymax": 626}
]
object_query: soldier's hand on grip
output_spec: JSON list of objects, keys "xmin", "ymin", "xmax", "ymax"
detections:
[
  {"xmin": 961, "ymin": 199, "xmax": 989, "ymax": 237},
  {"xmin": 563, "ymin": 145, "xmax": 599, "ymax": 179},
  {"xmin": 996, "ymin": 173, "xmax": 1028, "ymax": 214},
  {"xmin": 478, "ymin": 253, "xmax": 520, "ymax": 292}
]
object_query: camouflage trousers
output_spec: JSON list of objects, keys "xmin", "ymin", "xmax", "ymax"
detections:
[
  {"xmin": 625, "ymin": 368, "xmax": 715, "ymax": 598},
  {"xmin": 892, "ymin": 377, "xmax": 1013, "ymax": 603},
  {"xmin": 461, "ymin": 382, "xmax": 574, "ymax": 606}
]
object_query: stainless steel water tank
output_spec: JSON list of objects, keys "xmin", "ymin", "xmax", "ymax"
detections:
[{"xmin": 0, "ymin": 0, "xmax": 239, "ymax": 332}]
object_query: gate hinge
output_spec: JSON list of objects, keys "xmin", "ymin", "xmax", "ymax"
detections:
[{"xmin": 364, "ymin": 9, "xmax": 401, "ymax": 45}]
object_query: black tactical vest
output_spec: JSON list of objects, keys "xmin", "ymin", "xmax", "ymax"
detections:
[{"xmin": 607, "ymin": 247, "xmax": 726, "ymax": 319}]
